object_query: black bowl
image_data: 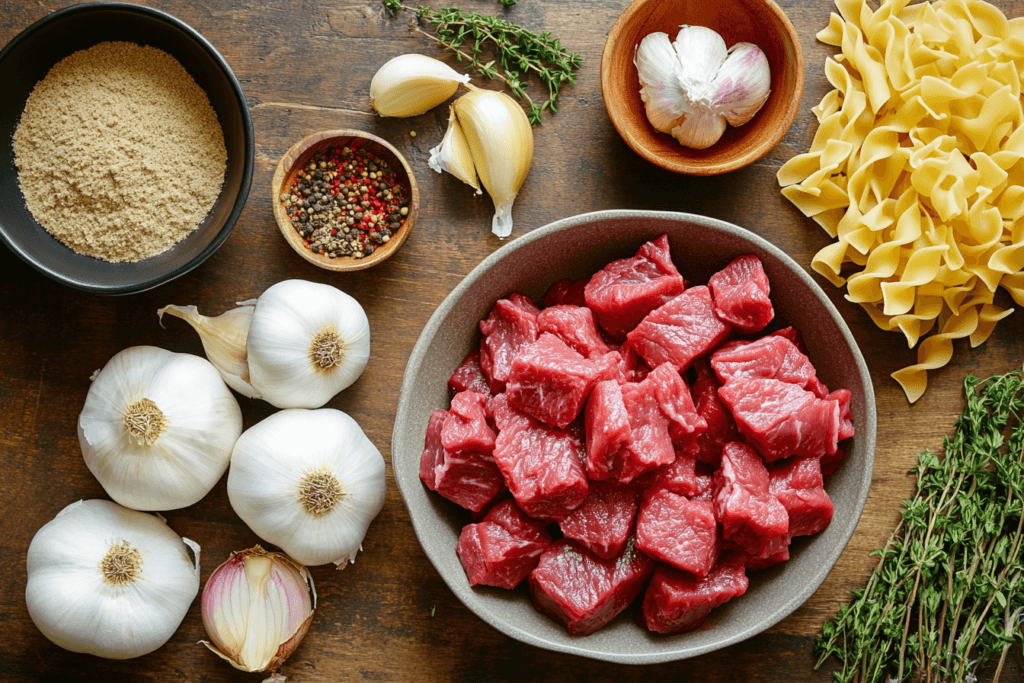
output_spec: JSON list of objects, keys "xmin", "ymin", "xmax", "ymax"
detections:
[{"xmin": 0, "ymin": 2, "xmax": 254, "ymax": 295}]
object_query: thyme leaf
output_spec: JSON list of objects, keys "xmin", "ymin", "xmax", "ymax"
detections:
[{"xmin": 816, "ymin": 368, "xmax": 1024, "ymax": 682}]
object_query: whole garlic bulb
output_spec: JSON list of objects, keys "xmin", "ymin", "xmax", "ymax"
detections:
[
  {"xmin": 26, "ymin": 499, "xmax": 200, "ymax": 659},
  {"xmin": 227, "ymin": 408, "xmax": 386, "ymax": 567},
  {"xmin": 78, "ymin": 346, "xmax": 243, "ymax": 511}
]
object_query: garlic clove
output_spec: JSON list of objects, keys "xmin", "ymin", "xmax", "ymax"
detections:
[
  {"xmin": 673, "ymin": 25, "xmax": 729, "ymax": 99},
  {"xmin": 158, "ymin": 304, "xmax": 259, "ymax": 398},
  {"xmin": 370, "ymin": 54, "xmax": 470, "ymax": 117},
  {"xmin": 452, "ymin": 88, "xmax": 533, "ymax": 239},
  {"xmin": 634, "ymin": 32, "xmax": 690, "ymax": 133},
  {"xmin": 428, "ymin": 106, "xmax": 482, "ymax": 193},
  {"xmin": 671, "ymin": 105, "xmax": 728, "ymax": 149},
  {"xmin": 711, "ymin": 42, "xmax": 771, "ymax": 127}
]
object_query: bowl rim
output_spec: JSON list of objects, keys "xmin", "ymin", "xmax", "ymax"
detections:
[
  {"xmin": 392, "ymin": 209, "xmax": 876, "ymax": 664},
  {"xmin": 0, "ymin": 1, "xmax": 255, "ymax": 295},
  {"xmin": 270, "ymin": 129, "xmax": 419, "ymax": 272},
  {"xmin": 600, "ymin": 0, "xmax": 805, "ymax": 175}
]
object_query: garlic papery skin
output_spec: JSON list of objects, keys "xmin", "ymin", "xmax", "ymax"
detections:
[
  {"xmin": 429, "ymin": 107, "xmax": 482, "ymax": 193},
  {"xmin": 26, "ymin": 499, "xmax": 200, "ymax": 659},
  {"xmin": 158, "ymin": 302, "xmax": 259, "ymax": 398},
  {"xmin": 201, "ymin": 546, "xmax": 315, "ymax": 673},
  {"xmin": 634, "ymin": 32, "xmax": 690, "ymax": 134},
  {"xmin": 452, "ymin": 88, "xmax": 533, "ymax": 239},
  {"xmin": 246, "ymin": 280, "xmax": 371, "ymax": 409},
  {"xmin": 371, "ymin": 53, "xmax": 470, "ymax": 117},
  {"xmin": 671, "ymin": 106, "xmax": 728, "ymax": 150},
  {"xmin": 673, "ymin": 25, "xmax": 728, "ymax": 97},
  {"xmin": 78, "ymin": 346, "xmax": 243, "ymax": 511},
  {"xmin": 227, "ymin": 409, "xmax": 386, "ymax": 567},
  {"xmin": 712, "ymin": 42, "xmax": 771, "ymax": 126}
]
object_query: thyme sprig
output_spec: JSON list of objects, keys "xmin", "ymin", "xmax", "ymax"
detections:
[
  {"xmin": 382, "ymin": 2, "xmax": 581, "ymax": 124},
  {"xmin": 816, "ymin": 369, "xmax": 1024, "ymax": 682}
]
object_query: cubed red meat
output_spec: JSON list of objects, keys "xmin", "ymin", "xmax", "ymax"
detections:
[
  {"xmin": 592, "ymin": 351, "xmax": 622, "ymax": 382},
  {"xmin": 529, "ymin": 538, "xmax": 655, "ymax": 635},
  {"xmin": 819, "ymin": 446, "xmax": 846, "ymax": 476},
  {"xmin": 693, "ymin": 470, "xmax": 715, "ymax": 501},
  {"xmin": 506, "ymin": 333, "xmax": 601, "ymax": 429},
  {"xmin": 690, "ymin": 359, "xmax": 739, "ymax": 467},
  {"xmin": 636, "ymin": 490, "xmax": 718, "ymax": 577},
  {"xmin": 827, "ymin": 389, "xmax": 855, "ymax": 441},
  {"xmin": 708, "ymin": 254, "xmax": 774, "ymax": 333},
  {"xmin": 640, "ymin": 557, "xmax": 748, "ymax": 634},
  {"xmin": 457, "ymin": 500, "xmax": 552, "ymax": 589},
  {"xmin": 557, "ymin": 481, "xmax": 638, "ymax": 560},
  {"xmin": 441, "ymin": 391, "xmax": 496, "ymax": 455},
  {"xmin": 627, "ymin": 286, "xmax": 731, "ymax": 373},
  {"xmin": 769, "ymin": 326, "xmax": 806, "ymax": 352},
  {"xmin": 492, "ymin": 395, "xmax": 589, "ymax": 518},
  {"xmin": 618, "ymin": 380, "xmax": 677, "ymax": 482},
  {"xmin": 479, "ymin": 295, "xmax": 541, "ymax": 391},
  {"xmin": 448, "ymin": 349, "xmax": 493, "ymax": 398},
  {"xmin": 711, "ymin": 335, "xmax": 827, "ymax": 398},
  {"xmin": 584, "ymin": 235, "xmax": 686, "ymax": 337},
  {"xmin": 768, "ymin": 456, "xmax": 834, "ymax": 537},
  {"xmin": 543, "ymin": 277, "xmax": 590, "ymax": 308},
  {"xmin": 419, "ymin": 410, "xmax": 449, "ymax": 491},
  {"xmin": 421, "ymin": 408, "xmax": 506, "ymax": 512},
  {"xmin": 584, "ymin": 380, "xmax": 632, "ymax": 481},
  {"xmin": 537, "ymin": 305, "xmax": 610, "ymax": 359},
  {"xmin": 645, "ymin": 363, "xmax": 707, "ymax": 444},
  {"xmin": 632, "ymin": 443, "xmax": 698, "ymax": 497},
  {"xmin": 741, "ymin": 535, "xmax": 791, "ymax": 570},
  {"xmin": 714, "ymin": 442, "xmax": 789, "ymax": 556},
  {"xmin": 718, "ymin": 378, "xmax": 841, "ymax": 462}
]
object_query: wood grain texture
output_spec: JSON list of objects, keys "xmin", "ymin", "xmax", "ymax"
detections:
[{"xmin": 0, "ymin": 0, "xmax": 1021, "ymax": 681}]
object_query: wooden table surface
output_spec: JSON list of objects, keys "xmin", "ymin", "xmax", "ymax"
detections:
[{"xmin": 2, "ymin": 0, "xmax": 1022, "ymax": 680}]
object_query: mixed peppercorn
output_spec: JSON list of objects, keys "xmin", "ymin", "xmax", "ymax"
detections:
[{"xmin": 280, "ymin": 146, "xmax": 409, "ymax": 259}]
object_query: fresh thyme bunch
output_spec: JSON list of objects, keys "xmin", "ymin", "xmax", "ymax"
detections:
[
  {"xmin": 816, "ymin": 369, "xmax": 1024, "ymax": 683},
  {"xmin": 382, "ymin": 2, "xmax": 582, "ymax": 124}
]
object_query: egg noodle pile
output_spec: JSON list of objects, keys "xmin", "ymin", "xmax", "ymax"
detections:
[{"xmin": 778, "ymin": 0, "xmax": 1024, "ymax": 402}]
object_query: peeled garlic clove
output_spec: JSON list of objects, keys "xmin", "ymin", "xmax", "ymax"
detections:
[
  {"xmin": 158, "ymin": 303, "xmax": 259, "ymax": 398},
  {"xmin": 452, "ymin": 88, "xmax": 533, "ymax": 239},
  {"xmin": 673, "ymin": 25, "xmax": 728, "ymax": 98},
  {"xmin": 201, "ymin": 546, "xmax": 315, "ymax": 673},
  {"xmin": 634, "ymin": 32, "xmax": 690, "ymax": 134},
  {"xmin": 371, "ymin": 54, "xmax": 470, "ymax": 117},
  {"xmin": 671, "ymin": 105, "xmax": 728, "ymax": 149},
  {"xmin": 711, "ymin": 42, "xmax": 771, "ymax": 127},
  {"xmin": 428, "ymin": 106, "xmax": 482, "ymax": 193}
]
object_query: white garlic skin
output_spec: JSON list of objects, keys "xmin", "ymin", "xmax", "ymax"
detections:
[
  {"xmin": 26, "ymin": 499, "xmax": 200, "ymax": 659},
  {"xmin": 371, "ymin": 54, "xmax": 470, "ymax": 117},
  {"xmin": 227, "ymin": 409, "xmax": 387, "ymax": 567},
  {"xmin": 634, "ymin": 32, "xmax": 690, "ymax": 133},
  {"xmin": 428, "ymin": 106, "xmax": 482, "ymax": 193},
  {"xmin": 673, "ymin": 25, "xmax": 728, "ymax": 99},
  {"xmin": 78, "ymin": 346, "xmax": 243, "ymax": 511},
  {"xmin": 672, "ymin": 107, "xmax": 728, "ymax": 150},
  {"xmin": 712, "ymin": 43, "xmax": 771, "ymax": 126},
  {"xmin": 246, "ymin": 280, "xmax": 371, "ymax": 409}
]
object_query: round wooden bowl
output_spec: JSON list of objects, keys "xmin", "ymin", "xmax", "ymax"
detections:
[
  {"xmin": 601, "ymin": 0, "xmax": 804, "ymax": 175},
  {"xmin": 272, "ymin": 130, "xmax": 419, "ymax": 271}
]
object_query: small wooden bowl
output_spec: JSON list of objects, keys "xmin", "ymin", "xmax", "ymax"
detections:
[
  {"xmin": 272, "ymin": 130, "xmax": 419, "ymax": 271},
  {"xmin": 601, "ymin": 0, "xmax": 804, "ymax": 175}
]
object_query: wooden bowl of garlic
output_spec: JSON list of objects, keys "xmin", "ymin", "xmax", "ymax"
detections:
[
  {"xmin": 601, "ymin": 0, "xmax": 804, "ymax": 175},
  {"xmin": 272, "ymin": 130, "xmax": 419, "ymax": 271}
]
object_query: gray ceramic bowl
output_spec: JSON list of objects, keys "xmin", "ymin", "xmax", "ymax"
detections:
[{"xmin": 392, "ymin": 210, "xmax": 876, "ymax": 664}]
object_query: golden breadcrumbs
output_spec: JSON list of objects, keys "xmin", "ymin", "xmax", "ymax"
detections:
[{"xmin": 13, "ymin": 41, "xmax": 227, "ymax": 262}]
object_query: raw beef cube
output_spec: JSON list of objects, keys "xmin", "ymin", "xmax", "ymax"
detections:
[
  {"xmin": 627, "ymin": 286, "xmax": 731, "ymax": 373},
  {"xmin": 557, "ymin": 481, "xmax": 638, "ymax": 560},
  {"xmin": 592, "ymin": 351, "xmax": 622, "ymax": 382},
  {"xmin": 448, "ymin": 349, "xmax": 493, "ymax": 398},
  {"xmin": 691, "ymin": 359, "xmax": 739, "ymax": 467},
  {"xmin": 640, "ymin": 557, "xmax": 748, "ymax": 634},
  {"xmin": 601, "ymin": 346, "xmax": 650, "ymax": 384},
  {"xmin": 506, "ymin": 333, "xmax": 600, "ymax": 429},
  {"xmin": 584, "ymin": 235, "xmax": 686, "ymax": 337},
  {"xmin": 632, "ymin": 443, "xmax": 698, "ymax": 497},
  {"xmin": 618, "ymin": 381, "xmax": 677, "ymax": 482},
  {"xmin": 419, "ymin": 410, "xmax": 449, "ymax": 491},
  {"xmin": 537, "ymin": 305, "xmax": 610, "ymax": 359},
  {"xmin": 434, "ymin": 450, "xmax": 507, "ymax": 513},
  {"xmin": 646, "ymin": 363, "xmax": 706, "ymax": 444},
  {"xmin": 492, "ymin": 396, "xmax": 589, "ymax": 518},
  {"xmin": 769, "ymin": 456, "xmax": 833, "ymax": 537},
  {"xmin": 441, "ymin": 391, "xmax": 496, "ymax": 455},
  {"xmin": 693, "ymin": 471, "xmax": 715, "ymax": 501},
  {"xmin": 711, "ymin": 335, "xmax": 827, "ymax": 398},
  {"xmin": 719, "ymin": 378, "xmax": 841, "ymax": 462},
  {"xmin": 529, "ymin": 538, "xmax": 655, "ymax": 635},
  {"xmin": 827, "ymin": 389, "xmax": 855, "ymax": 441},
  {"xmin": 708, "ymin": 254, "xmax": 774, "ymax": 333},
  {"xmin": 636, "ymin": 490, "xmax": 718, "ymax": 577},
  {"xmin": 544, "ymin": 277, "xmax": 590, "ymax": 308},
  {"xmin": 770, "ymin": 326, "xmax": 806, "ymax": 352},
  {"xmin": 714, "ymin": 442, "xmax": 789, "ymax": 556},
  {"xmin": 741, "ymin": 535, "xmax": 791, "ymax": 570},
  {"xmin": 819, "ymin": 446, "xmax": 846, "ymax": 476},
  {"xmin": 479, "ymin": 296, "xmax": 540, "ymax": 391},
  {"xmin": 584, "ymin": 380, "xmax": 633, "ymax": 480},
  {"xmin": 457, "ymin": 500, "xmax": 552, "ymax": 589},
  {"xmin": 507, "ymin": 292, "xmax": 541, "ymax": 317}
]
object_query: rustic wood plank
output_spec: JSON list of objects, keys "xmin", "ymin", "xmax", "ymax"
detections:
[{"xmin": 1, "ymin": 0, "xmax": 1022, "ymax": 680}]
